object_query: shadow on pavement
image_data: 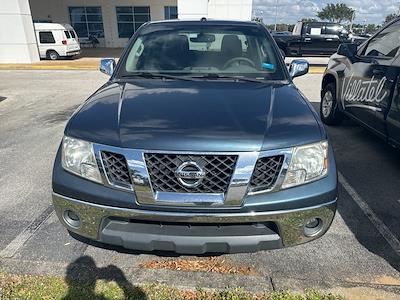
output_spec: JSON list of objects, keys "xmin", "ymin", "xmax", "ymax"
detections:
[
  {"xmin": 334, "ymin": 127, "xmax": 400, "ymax": 273},
  {"xmin": 63, "ymin": 255, "xmax": 147, "ymax": 300},
  {"xmin": 0, "ymin": 96, "xmax": 6, "ymax": 102},
  {"xmin": 310, "ymin": 101, "xmax": 400, "ymax": 273}
]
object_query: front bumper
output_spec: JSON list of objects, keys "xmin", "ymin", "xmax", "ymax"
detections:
[{"xmin": 53, "ymin": 193, "xmax": 336, "ymax": 254}]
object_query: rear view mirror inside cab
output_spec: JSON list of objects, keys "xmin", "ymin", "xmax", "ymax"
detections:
[{"xmin": 190, "ymin": 33, "xmax": 216, "ymax": 43}]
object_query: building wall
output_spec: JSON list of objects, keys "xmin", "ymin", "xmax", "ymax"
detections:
[
  {"xmin": 29, "ymin": 0, "xmax": 177, "ymax": 48},
  {"xmin": 208, "ymin": 0, "xmax": 252, "ymax": 21},
  {"xmin": 177, "ymin": 0, "xmax": 253, "ymax": 21},
  {"xmin": 28, "ymin": 0, "xmax": 252, "ymax": 49},
  {"xmin": 0, "ymin": 0, "xmax": 40, "ymax": 63},
  {"xmin": 177, "ymin": 0, "xmax": 208, "ymax": 20}
]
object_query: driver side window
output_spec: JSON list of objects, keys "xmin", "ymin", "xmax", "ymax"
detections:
[{"xmin": 362, "ymin": 21, "xmax": 400, "ymax": 58}]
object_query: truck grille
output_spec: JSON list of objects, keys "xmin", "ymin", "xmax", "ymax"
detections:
[
  {"xmin": 101, "ymin": 151, "xmax": 132, "ymax": 188},
  {"xmin": 144, "ymin": 153, "xmax": 237, "ymax": 193},
  {"xmin": 249, "ymin": 155, "xmax": 284, "ymax": 192}
]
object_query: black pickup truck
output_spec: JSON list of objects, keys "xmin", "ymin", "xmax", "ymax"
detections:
[
  {"xmin": 321, "ymin": 18, "xmax": 400, "ymax": 148},
  {"xmin": 273, "ymin": 21, "xmax": 361, "ymax": 57}
]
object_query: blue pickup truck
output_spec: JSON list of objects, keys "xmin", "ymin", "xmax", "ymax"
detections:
[
  {"xmin": 321, "ymin": 17, "xmax": 400, "ymax": 148},
  {"xmin": 52, "ymin": 19, "xmax": 337, "ymax": 254}
]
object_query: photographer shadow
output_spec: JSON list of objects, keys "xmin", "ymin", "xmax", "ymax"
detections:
[{"xmin": 63, "ymin": 256, "xmax": 147, "ymax": 300}]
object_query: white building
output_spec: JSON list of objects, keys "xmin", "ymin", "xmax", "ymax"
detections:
[{"xmin": 0, "ymin": 0, "xmax": 253, "ymax": 63}]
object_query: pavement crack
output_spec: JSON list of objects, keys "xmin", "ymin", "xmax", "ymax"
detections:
[{"xmin": 269, "ymin": 276, "xmax": 276, "ymax": 291}]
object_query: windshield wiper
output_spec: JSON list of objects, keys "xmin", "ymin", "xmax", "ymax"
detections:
[
  {"xmin": 121, "ymin": 72, "xmax": 195, "ymax": 81},
  {"xmin": 191, "ymin": 73, "xmax": 266, "ymax": 83}
]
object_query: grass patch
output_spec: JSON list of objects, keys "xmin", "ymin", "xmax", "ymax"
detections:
[{"xmin": 0, "ymin": 271, "xmax": 344, "ymax": 300}]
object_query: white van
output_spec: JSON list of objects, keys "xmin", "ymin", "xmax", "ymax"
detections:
[{"xmin": 34, "ymin": 23, "xmax": 81, "ymax": 60}]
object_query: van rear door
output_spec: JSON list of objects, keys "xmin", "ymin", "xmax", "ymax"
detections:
[{"xmin": 63, "ymin": 29, "xmax": 80, "ymax": 53}]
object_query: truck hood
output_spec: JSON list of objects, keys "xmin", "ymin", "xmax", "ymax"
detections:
[{"xmin": 66, "ymin": 80, "xmax": 323, "ymax": 152}]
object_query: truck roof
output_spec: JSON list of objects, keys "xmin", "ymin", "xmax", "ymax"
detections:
[
  {"xmin": 299, "ymin": 21, "xmax": 340, "ymax": 26},
  {"xmin": 34, "ymin": 23, "xmax": 74, "ymax": 31}
]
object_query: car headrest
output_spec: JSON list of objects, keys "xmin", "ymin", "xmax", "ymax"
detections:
[
  {"xmin": 162, "ymin": 35, "xmax": 189, "ymax": 57},
  {"xmin": 221, "ymin": 35, "xmax": 242, "ymax": 58}
]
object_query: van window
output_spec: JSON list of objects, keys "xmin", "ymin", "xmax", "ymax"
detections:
[
  {"xmin": 70, "ymin": 31, "xmax": 76, "ymax": 38},
  {"xmin": 64, "ymin": 31, "xmax": 71, "ymax": 38},
  {"xmin": 39, "ymin": 32, "xmax": 56, "ymax": 44}
]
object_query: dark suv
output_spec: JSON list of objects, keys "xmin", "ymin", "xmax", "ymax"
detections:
[
  {"xmin": 321, "ymin": 17, "xmax": 400, "ymax": 147},
  {"xmin": 52, "ymin": 20, "xmax": 337, "ymax": 254}
]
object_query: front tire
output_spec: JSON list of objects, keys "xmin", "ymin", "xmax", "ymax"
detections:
[{"xmin": 320, "ymin": 83, "xmax": 343, "ymax": 125}]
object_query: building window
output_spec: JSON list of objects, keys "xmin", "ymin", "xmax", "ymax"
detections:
[
  {"xmin": 164, "ymin": 6, "xmax": 178, "ymax": 20},
  {"xmin": 69, "ymin": 6, "xmax": 104, "ymax": 38},
  {"xmin": 39, "ymin": 32, "xmax": 55, "ymax": 44},
  {"xmin": 116, "ymin": 6, "xmax": 151, "ymax": 38}
]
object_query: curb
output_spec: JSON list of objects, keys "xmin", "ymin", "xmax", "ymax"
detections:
[{"xmin": 1, "ymin": 257, "xmax": 399, "ymax": 297}]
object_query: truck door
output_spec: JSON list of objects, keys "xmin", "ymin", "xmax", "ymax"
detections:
[
  {"xmin": 340, "ymin": 20, "xmax": 400, "ymax": 137},
  {"xmin": 323, "ymin": 24, "xmax": 344, "ymax": 54},
  {"xmin": 301, "ymin": 23, "xmax": 325, "ymax": 55},
  {"xmin": 387, "ymin": 54, "xmax": 400, "ymax": 146}
]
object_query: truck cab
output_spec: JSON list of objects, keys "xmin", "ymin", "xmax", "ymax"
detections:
[{"xmin": 274, "ymin": 21, "xmax": 349, "ymax": 56}]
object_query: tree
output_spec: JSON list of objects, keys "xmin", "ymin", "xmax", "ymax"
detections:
[
  {"xmin": 365, "ymin": 24, "xmax": 378, "ymax": 34},
  {"xmin": 317, "ymin": 3, "xmax": 355, "ymax": 24},
  {"xmin": 252, "ymin": 16, "xmax": 263, "ymax": 23},
  {"xmin": 300, "ymin": 18, "xmax": 318, "ymax": 23},
  {"xmin": 266, "ymin": 23, "xmax": 292, "ymax": 32},
  {"xmin": 384, "ymin": 13, "xmax": 398, "ymax": 24}
]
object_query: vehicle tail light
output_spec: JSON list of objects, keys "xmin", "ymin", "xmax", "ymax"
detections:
[{"xmin": 62, "ymin": 40, "xmax": 67, "ymax": 45}]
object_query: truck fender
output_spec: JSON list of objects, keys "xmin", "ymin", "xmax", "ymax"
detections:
[{"xmin": 322, "ymin": 72, "xmax": 342, "ymax": 110}]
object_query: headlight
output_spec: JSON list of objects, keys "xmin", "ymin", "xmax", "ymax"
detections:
[
  {"xmin": 282, "ymin": 141, "xmax": 328, "ymax": 189},
  {"xmin": 61, "ymin": 136, "xmax": 102, "ymax": 183}
]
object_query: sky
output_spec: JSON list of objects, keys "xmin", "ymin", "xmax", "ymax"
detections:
[{"xmin": 252, "ymin": 0, "xmax": 400, "ymax": 25}]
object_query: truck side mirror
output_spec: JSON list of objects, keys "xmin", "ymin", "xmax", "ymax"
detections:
[
  {"xmin": 289, "ymin": 59, "xmax": 309, "ymax": 78},
  {"xmin": 337, "ymin": 43, "xmax": 358, "ymax": 57},
  {"xmin": 100, "ymin": 58, "xmax": 116, "ymax": 76}
]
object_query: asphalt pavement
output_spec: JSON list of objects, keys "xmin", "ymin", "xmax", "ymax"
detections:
[{"xmin": 0, "ymin": 71, "xmax": 399, "ymax": 298}]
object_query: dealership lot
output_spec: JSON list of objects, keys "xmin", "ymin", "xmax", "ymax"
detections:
[{"xmin": 0, "ymin": 71, "xmax": 399, "ymax": 294}]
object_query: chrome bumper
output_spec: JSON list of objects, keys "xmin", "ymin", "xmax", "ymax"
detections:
[{"xmin": 53, "ymin": 193, "xmax": 336, "ymax": 253}]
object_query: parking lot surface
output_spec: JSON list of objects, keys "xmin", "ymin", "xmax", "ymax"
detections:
[{"xmin": 0, "ymin": 71, "xmax": 399, "ymax": 296}]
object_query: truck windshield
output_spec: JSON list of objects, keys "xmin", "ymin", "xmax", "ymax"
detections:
[{"xmin": 119, "ymin": 24, "xmax": 286, "ymax": 81}]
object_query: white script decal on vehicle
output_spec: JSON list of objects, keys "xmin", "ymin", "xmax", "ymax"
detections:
[{"xmin": 341, "ymin": 73, "xmax": 387, "ymax": 111}]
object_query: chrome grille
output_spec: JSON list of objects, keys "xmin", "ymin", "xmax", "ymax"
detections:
[
  {"xmin": 101, "ymin": 151, "xmax": 132, "ymax": 188},
  {"xmin": 144, "ymin": 153, "xmax": 237, "ymax": 193},
  {"xmin": 249, "ymin": 155, "xmax": 284, "ymax": 192}
]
